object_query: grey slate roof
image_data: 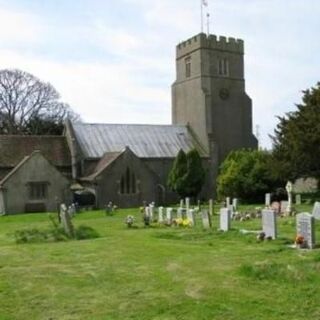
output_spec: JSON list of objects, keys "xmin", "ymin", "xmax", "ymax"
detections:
[{"xmin": 72, "ymin": 123, "xmax": 208, "ymax": 159}]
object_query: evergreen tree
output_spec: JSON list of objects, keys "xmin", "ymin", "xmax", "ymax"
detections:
[
  {"xmin": 167, "ymin": 149, "xmax": 205, "ymax": 199},
  {"xmin": 271, "ymin": 82, "xmax": 320, "ymax": 182}
]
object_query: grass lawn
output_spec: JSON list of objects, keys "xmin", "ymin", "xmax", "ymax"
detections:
[{"xmin": 1, "ymin": 204, "xmax": 320, "ymax": 320}]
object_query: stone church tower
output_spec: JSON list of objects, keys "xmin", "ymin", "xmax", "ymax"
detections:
[{"xmin": 172, "ymin": 33, "xmax": 257, "ymax": 183}]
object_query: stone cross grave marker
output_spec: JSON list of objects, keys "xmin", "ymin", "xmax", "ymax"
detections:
[
  {"xmin": 262, "ymin": 209, "xmax": 277, "ymax": 239},
  {"xmin": 209, "ymin": 199, "xmax": 213, "ymax": 216},
  {"xmin": 187, "ymin": 209, "xmax": 195, "ymax": 226},
  {"xmin": 285, "ymin": 181, "xmax": 293, "ymax": 214},
  {"xmin": 295, "ymin": 194, "xmax": 301, "ymax": 205},
  {"xmin": 166, "ymin": 208, "xmax": 173, "ymax": 224},
  {"xmin": 201, "ymin": 209, "xmax": 211, "ymax": 229},
  {"xmin": 265, "ymin": 193, "xmax": 271, "ymax": 207},
  {"xmin": 312, "ymin": 201, "xmax": 320, "ymax": 220},
  {"xmin": 158, "ymin": 207, "xmax": 164, "ymax": 223},
  {"xmin": 296, "ymin": 213, "xmax": 315, "ymax": 249},
  {"xmin": 60, "ymin": 203, "xmax": 74, "ymax": 238},
  {"xmin": 220, "ymin": 208, "xmax": 231, "ymax": 231}
]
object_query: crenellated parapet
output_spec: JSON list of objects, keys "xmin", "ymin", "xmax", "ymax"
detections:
[{"xmin": 176, "ymin": 33, "xmax": 244, "ymax": 58}]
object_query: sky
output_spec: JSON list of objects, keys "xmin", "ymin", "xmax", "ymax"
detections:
[{"xmin": 0, "ymin": 0, "xmax": 319, "ymax": 149}]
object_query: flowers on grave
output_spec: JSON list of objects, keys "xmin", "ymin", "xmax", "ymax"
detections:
[
  {"xmin": 173, "ymin": 218, "xmax": 192, "ymax": 227},
  {"xmin": 125, "ymin": 215, "xmax": 135, "ymax": 228},
  {"xmin": 295, "ymin": 234, "xmax": 305, "ymax": 246}
]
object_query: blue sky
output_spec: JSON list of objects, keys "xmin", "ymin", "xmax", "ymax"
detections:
[{"xmin": 0, "ymin": 0, "xmax": 319, "ymax": 148}]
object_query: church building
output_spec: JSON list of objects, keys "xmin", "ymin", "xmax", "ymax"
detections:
[{"xmin": 0, "ymin": 33, "xmax": 257, "ymax": 214}]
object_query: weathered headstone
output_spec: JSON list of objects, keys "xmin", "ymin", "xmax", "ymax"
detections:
[
  {"xmin": 177, "ymin": 207, "xmax": 183, "ymax": 219},
  {"xmin": 180, "ymin": 199, "xmax": 184, "ymax": 208},
  {"xmin": 280, "ymin": 201, "xmax": 289, "ymax": 214},
  {"xmin": 209, "ymin": 199, "xmax": 213, "ymax": 216},
  {"xmin": 262, "ymin": 209, "xmax": 277, "ymax": 239},
  {"xmin": 226, "ymin": 197, "xmax": 231, "ymax": 208},
  {"xmin": 295, "ymin": 194, "xmax": 301, "ymax": 205},
  {"xmin": 158, "ymin": 207, "xmax": 164, "ymax": 223},
  {"xmin": 296, "ymin": 213, "xmax": 315, "ymax": 249},
  {"xmin": 185, "ymin": 197, "xmax": 190, "ymax": 211},
  {"xmin": 312, "ymin": 202, "xmax": 320, "ymax": 220},
  {"xmin": 220, "ymin": 208, "xmax": 231, "ymax": 231},
  {"xmin": 271, "ymin": 201, "xmax": 280, "ymax": 214},
  {"xmin": 166, "ymin": 208, "xmax": 173, "ymax": 224},
  {"xmin": 265, "ymin": 193, "xmax": 271, "ymax": 207},
  {"xmin": 232, "ymin": 198, "xmax": 238, "ymax": 211},
  {"xmin": 60, "ymin": 204, "xmax": 74, "ymax": 238},
  {"xmin": 187, "ymin": 209, "xmax": 195, "ymax": 226},
  {"xmin": 201, "ymin": 209, "xmax": 211, "ymax": 229}
]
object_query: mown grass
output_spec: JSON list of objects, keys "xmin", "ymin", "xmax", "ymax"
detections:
[{"xmin": 1, "ymin": 204, "xmax": 320, "ymax": 319}]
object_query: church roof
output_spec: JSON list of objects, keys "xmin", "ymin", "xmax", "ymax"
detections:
[
  {"xmin": 0, "ymin": 135, "xmax": 71, "ymax": 168},
  {"xmin": 72, "ymin": 123, "xmax": 208, "ymax": 158}
]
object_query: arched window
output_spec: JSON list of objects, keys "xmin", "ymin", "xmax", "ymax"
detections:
[
  {"xmin": 218, "ymin": 58, "xmax": 229, "ymax": 76},
  {"xmin": 120, "ymin": 167, "xmax": 137, "ymax": 194}
]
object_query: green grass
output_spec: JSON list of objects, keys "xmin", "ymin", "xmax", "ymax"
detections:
[{"xmin": 1, "ymin": 204, "xmax": 320, "ymax": 319}]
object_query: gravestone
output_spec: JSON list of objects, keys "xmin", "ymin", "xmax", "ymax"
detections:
[
  {"xmin": 312, "ymin": 202, "xmax": 320, "ymax": 220},
  {"xmin": 68, "ymin": 203, "xmax": 76, "ymax": 217},
  {"xmin": 295, "ymin": 194, "xmax": 301, "ymax": 205},
  {"xmin": 185, "ymin": 197, "xmax": 190, "ymax": 211},
  {"xmin": 232, "ymin": 198, "xmax": 238, "ymax": 211},
  {"xmin": 296, "ymin": 213, "xmax": 315, "ymax": 249},
  {"xmin": 187, "ymin": 209, "xmax": 195, "ymax": 226},
  {"xmin": 201, "ymin": 209, "xmax": 211, "ymax": 229},
  {"xmin": 158, "ymin": 207, "xmax": 164, "ymax": 223},
  {"xmin": 166, "ymin": 208, "xmax": 173, "ymax": 224},
  {"xmin": 285, "ymin": 181, "xmax": 293, "ymax": 215},
  {"xmin": 271, "ymin": 201, "xmax": 280, "ymax": 214},
  {"xmin": 226, "ymin": 197, "xmax": 231, "ymax": 208},
  {"xmin": 262, "ymin": 209, "xmax": 277, "ymax": 239},
  {"xmin": 265, "ymin": 193, "xmax": 271, "ymax": 207},
  {"xmin": 220, "ymin": 208, "xmax": 231, "ymax": 231},
  {"xmin": 149, "ymin": 204, "xmax": 154, "ymax": 221},
  {"xmin": 177, "ymin": 207, "xmax": 183, "ymax": 219},
  {"xmin": 280, "ymin": 201, "xmax": 288, "ymax": 213},
  {"xmin": 60, "ymin": 204, "xmax": 74, "ymax": 238},
  {"xmin": 209, "ymin": 199, "xmax": 213, "ymax": 216},
  {"xmin": 180, "ymin": 199, "xmax": 184, "ymax": 208}
]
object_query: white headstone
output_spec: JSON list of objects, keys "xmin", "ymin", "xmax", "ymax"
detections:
[
  {"xmin": 166, "ymin": 208, "xmax": 173, "ymax": 223},
  {"xmin": 220, "ymin": 208, "xmax": 231, "ymax": 231},
  {"xmin": 149, "ymin": 204, "xmax": 154, "ymax": 221},
  {"xmin": 185, "ymin": 197, "xmax": 190, "ymax": 211},
  {"xmin": 187, "ymin": 209, "xmax": 195, "ymax": 226},
  {"xmin": 158, "ymin": 207, "xmax": 164, "ymax": 223},
  {"xmin": 285, "ymin": 181, "xmax": 293, "ymax": 214},
  {"xmin": 295, "ymin": 194, "xmax": 301, "ymax": 205},
  {"xmin": 280, "ymin": 201, "xmax": 289, "ymax": 213},
  {"xmin": 265, "ymin": 193, "xmax": 271, "ymax": 207},
  {"xmin": 209, "ymin": 199, "xmax": 213, "ymax": 216},
  {"xmin": 232, "ymin": 198, "xmax": 238, "ymax": 211},
  {"xmin": 296, "ymin": 213, "xmax": 315, "ymax": 249},
  {"xmin": 226, "ymin": 197, "xmax": 231, "ymax": 207},
  {"xmin": 201, "ymin": 209, "xmax": 211, "ymax": 229},
  {"xmin": 262, "ymin": 209, "xmax": 277, "ymax": 239},
  {"xmin": 177, "ymin": 207, "xmax": 183, "ymax": 219},
  {"xmin": 312, "ymin": 202, "xmax": 320, "ymax": 220},
  {"xmin": 145, "ymin": 206, "xmax": 150, "ymax": 218}
]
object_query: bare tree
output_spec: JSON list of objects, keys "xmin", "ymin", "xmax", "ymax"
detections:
[{"xmin": 0, "ymin": 69, "xmax": 80, "ymax": 135}]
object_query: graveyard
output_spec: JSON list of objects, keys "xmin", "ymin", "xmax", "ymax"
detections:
[{"xmin": 1, "ymin": 201, "xmax": 320, "ymax": 320}]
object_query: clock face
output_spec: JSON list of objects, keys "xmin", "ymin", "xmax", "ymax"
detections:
[{"xmin": 219, "ymin": 88, "xmax": 230, "ymax": 100}]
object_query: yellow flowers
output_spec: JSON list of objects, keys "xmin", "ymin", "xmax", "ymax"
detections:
[{"xmin": 173, "ymin": 218, "xmax": 192, "ymax": 227}]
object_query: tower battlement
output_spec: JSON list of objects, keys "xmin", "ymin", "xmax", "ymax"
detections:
[{"xmin": 176, "ymin": 33, "xmax": 244, "ymax": 58}]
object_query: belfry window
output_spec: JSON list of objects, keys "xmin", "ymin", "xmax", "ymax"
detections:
[
  {"xmin": 218, "ymin": 58, "xmax": 229, "ymax": 76},
  {"xmin": 120, "ymin": 167, "xmax": 136, "ymax": 194},
  {"xmin": 185, "ymin": 57, "xmax": 191, "ymax": 78}
]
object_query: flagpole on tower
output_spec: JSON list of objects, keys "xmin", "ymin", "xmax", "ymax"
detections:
[{"xmin": 201, "ymin": 0, "xmax": 209, "ymax": 34}]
